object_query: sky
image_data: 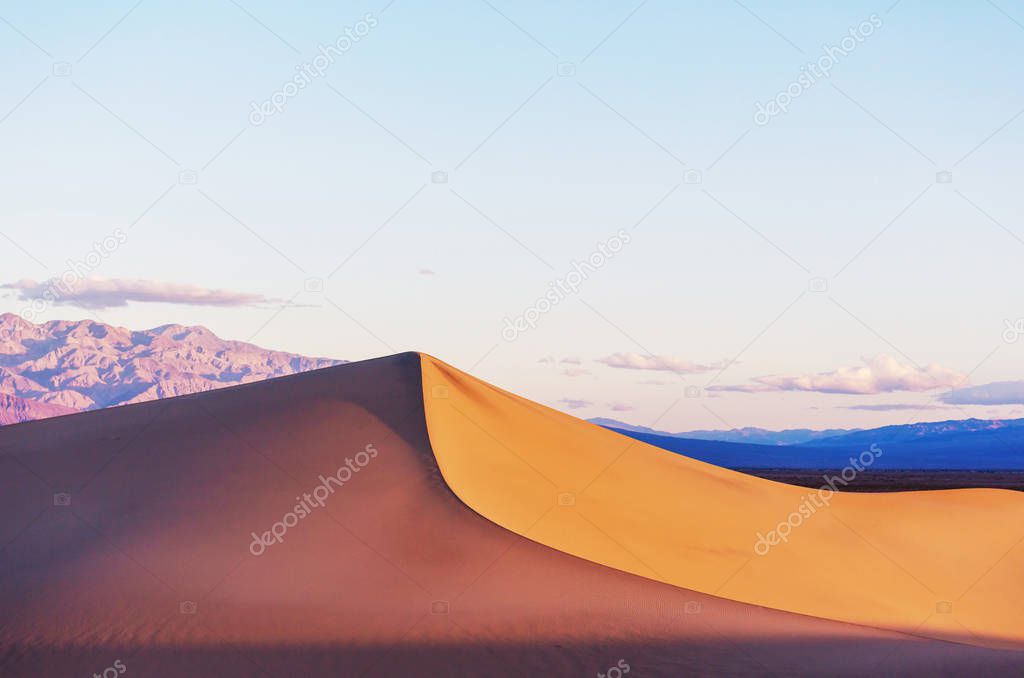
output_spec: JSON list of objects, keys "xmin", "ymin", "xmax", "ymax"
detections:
[{"xmin": 2, "ymin": 0, "xmax": 1024, "ymax": 431}]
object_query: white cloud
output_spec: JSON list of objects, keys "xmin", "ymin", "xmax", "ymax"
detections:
[
  {"xmin": 939, "ymin": 381, "xmax": 1024, "ymax": 405},
  {"xmin": 709, "ymin": 354, "xmax": 966, "ymax": 395},
  {"xmin": 597, "ymin": 352, "xmax": 718, "ymax": 374},
  {"xmin": 3, "ymin": 278, "xmax": 275, "ymax": 310},
  {"xmin": 558, "ymin": 398, "xmax": 592, "ymax": 409},
  {"xmin": 608, "ymin": 402, "xmax": 634, "ymax": 412},
  {"xmin": 706, "ymin": 383, "xmax": 775, "ymax": 393},
  {"xmin": 560, "ymin": 367, "xmax": 591, "ymax": 377},
  {"xmin": 841, "ymin": 403, "xmax": 951, "ymax": 412},
  {"xmin": 418, "ymin": 268, "xmax": 436, "ymax": 275}
]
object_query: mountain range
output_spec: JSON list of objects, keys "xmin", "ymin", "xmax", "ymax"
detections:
[
  {"xmin": 588, "ymin": 417, "xmax": 859, "ymax": 445},
  {"xmin": 0, "ymin": 313, "xmax": 342, "ymax": 424},
  {"xmin": 2, "ymin": 314, "xmax": 1022, "ymax": 469},
  {"xmin": 0, "ymin": 392, "xmax": 77, "ymax": 425},
  {"xmin": 599, "ymin": 417, "xmax": 1024, "ymax": 469}
]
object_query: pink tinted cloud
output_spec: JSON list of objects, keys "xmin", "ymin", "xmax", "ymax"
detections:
[
  {"xmin": 4, "ymin": 278, "xmax": 275, "ymax": 310},
  {"xmin": 709, "ymin": 354, "xmax": 966, "ymax": 395},
  {"xmin": 940, "ymin": 380, "xmax": 1024, "ymax": 405},
  {"xmin": 597, "ymin": 352, "xmax": 718, "ymax": 374}
]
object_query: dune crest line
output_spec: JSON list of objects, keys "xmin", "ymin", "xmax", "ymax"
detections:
[{"xmin": 418, "ymin": 353, "xmax": 1024, "ymax": 649}]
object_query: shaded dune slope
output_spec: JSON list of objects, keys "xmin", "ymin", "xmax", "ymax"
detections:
[{"xmin": 0, "ymin": 353, "xmax": 1019, "ymax": 677}]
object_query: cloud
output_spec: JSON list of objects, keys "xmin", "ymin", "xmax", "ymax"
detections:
[
  {"xmin": 3, "ymin": 278, "xmax": 275, "ymax": 310},
  {"xmin": 608, "ymin": 402, "xmax": 634, "ymax": 412},
  {"xmin": 709, "ymin": 355, "xmax": 966, "ymax": 395},
  {"xmin": 558, "ymin": 398, "xmax": 592, "ymax": 409},
  {"xmin": 841, "ymin": 403, "xmax": 952, "ymax": 412},
  {"xmin": 418, "ymin": 268, "xmax": 436, "ymax": 275},
  {"xmin": 706, "ymin": 383, "xmax": 775, "ymax": 393},
  {"xmin": 939, "ymin": 381, "xmax": 1024, "ymax": 405},
  {"xmin": 540, "ymin": 357, "xmax": 586, "ymax": 373},
  {"xmin": 597, "ymin": 352, "xmax": 718, "ymax": 374}
]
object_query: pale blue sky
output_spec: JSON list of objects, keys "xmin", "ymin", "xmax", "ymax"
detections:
[{"xmin": 2, "ymin": 0, "xmax": 1024, "ymax": 429}]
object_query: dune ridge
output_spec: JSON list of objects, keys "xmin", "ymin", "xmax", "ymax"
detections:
[{"xmin": 419, "ymin": 353, "xmax": 1024, "ymax": 649}]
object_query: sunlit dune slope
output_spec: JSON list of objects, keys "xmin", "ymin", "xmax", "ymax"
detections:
[{"xmin": 420, "ymin": 354, "xmax": 1024, "ymax": 649}]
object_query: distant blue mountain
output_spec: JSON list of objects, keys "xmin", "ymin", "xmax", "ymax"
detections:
[
  {"xmin": 588, "ymin": 417, "xmax": 858, "ymax": 445},
  {"xmin": 604, "ymin": 429, "xmax": 844, "ymax": 468},
  {"xmin": 599, "ymin": 417, "xmax": 1024, "ymax": 470},
  {"xmin": 802, "ymin": 418, "xmax": 1024, "ymax": 447}
]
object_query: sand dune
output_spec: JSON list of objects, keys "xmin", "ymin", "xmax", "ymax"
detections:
[
  {"xmin": 1, "ymin": 353, "xmax": 1022, "ymax": 676},
  {"xmin": 421, "ymin": 354, "xmax": 1024, "ymax": 649}
]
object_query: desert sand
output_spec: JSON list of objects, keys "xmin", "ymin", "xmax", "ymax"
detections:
[
  {"xmin": 1, "ymin": 353, "xmax": 1022, "ymax": 676},
  {"xmin": 421, "ymin": 354, "xmax": 1024, "ymax": 649}
]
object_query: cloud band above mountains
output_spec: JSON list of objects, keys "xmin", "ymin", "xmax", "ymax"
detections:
[
  {"xmin": 709, "ymin": 354, "xmax": 966, "ymax": 395},
  {"xmin": 939, "ymin": 381, "xmax": 1024, "ymax": 405},
  {"xmin": 3, "ymin": 278, "xmax": 276, "ymax": 310},
  {"xmin": 841, "ymin": 403, "xmax": 952, "ymax": 412}
]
